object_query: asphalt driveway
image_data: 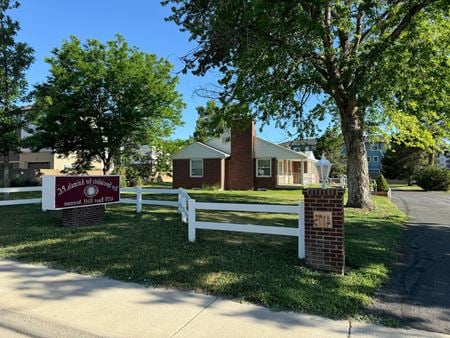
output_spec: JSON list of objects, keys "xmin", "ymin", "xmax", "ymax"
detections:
[{"xmin": 371, "ymin": 191, "xmax": 450, "ymax": 334}]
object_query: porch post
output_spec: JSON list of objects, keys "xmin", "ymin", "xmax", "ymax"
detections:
[{"xmin": 300, "ymin": 160, "xmax": 304, "ymax": 185}]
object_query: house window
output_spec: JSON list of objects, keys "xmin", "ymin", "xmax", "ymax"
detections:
[
  {"xmin": 256, "ymin": 158, "xmax": 272, "ymax": 177},
  {"xmin": 190, "ymin": 159, "xmax": 203, "ymax": 177},
  {"xmin": 373, "ymin": 156, "xmax": 379, "ymax": 162},
  {"xmin": 367, "ymin": 156, "xmax": 371, "ymax": 162}
]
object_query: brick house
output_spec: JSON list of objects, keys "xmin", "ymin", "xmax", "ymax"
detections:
[{"xmin": 172, "ymin": 122, "xmax": 319, "ymax": 190}]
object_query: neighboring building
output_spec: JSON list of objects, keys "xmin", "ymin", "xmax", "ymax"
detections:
[
  {"xmin": 1, "ymin": 106, "xmax": 103, "ymax": 172},
  {"xmin": 281, "ymin": 137, "xmax": 385, "ymax": 176},
  {"xmin": 172, "ymin": 122, "xmax": 319, "ymax": 190},
  {"xmin": 365, "ymin": 141, "xmax": 385, "ymax": 175},
  {"xmin": 438, "ymin": 150, "xmax": 450, "ymax": 169}
]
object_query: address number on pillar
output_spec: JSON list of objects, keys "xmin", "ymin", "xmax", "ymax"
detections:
[{"xmin": 313, "ymin": 211, "xmax": 333, "ymax": 228}]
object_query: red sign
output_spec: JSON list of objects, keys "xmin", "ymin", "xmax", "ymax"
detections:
[{"xmin": 42, "ymin": 176, "xmax": 120, "ymax": 210}]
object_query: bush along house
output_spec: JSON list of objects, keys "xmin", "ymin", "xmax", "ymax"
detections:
[{"xmin": 172, "ymin": 122, "xmax": 319, "ymax": 190}]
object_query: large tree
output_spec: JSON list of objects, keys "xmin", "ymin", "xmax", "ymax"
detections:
[
  {"xmin": 0, "ymin": 0, "xmax": 34, "ymax": 188},
  {"xmin": 163, "ymin": 0, "xmax": 448, "ymax": 208},
  {"xmin": 31, "ymin": 35, "xmax": 184, "ymax": 174}
]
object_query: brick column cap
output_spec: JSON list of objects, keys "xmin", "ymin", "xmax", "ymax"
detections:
[{"xmin": 303, "ymin": 188, "xmax": 345, "ymax": 196}]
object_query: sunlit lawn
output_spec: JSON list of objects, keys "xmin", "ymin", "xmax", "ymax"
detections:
[{"xmin": 0, "ymin": 189, "xmax": 406, "ymax": 320}]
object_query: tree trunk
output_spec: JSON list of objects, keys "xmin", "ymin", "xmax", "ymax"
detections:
[
  {"xmin": 103, "ymin": 160, "xmax": 112, "ymax": 175},
  {"xmin": 428, "ymin": 152, "xmax": 435, "ymax": 166},
  {"xmin": 3, "ymin": 153, "xmax": 10, "ymax": 200},
  {"xmin": 339, "ymin": 102, "xmax": 374, "ymax": 209}
]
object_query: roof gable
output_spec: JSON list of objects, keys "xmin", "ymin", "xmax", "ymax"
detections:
[{"xmin": 172, "ymin": 142, "xmax": 229, "ymax": 160}]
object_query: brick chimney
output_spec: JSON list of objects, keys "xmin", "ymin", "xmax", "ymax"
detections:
[{"xmin": 227, "ymin": 120, "xmax": 255, "ymax": 190}]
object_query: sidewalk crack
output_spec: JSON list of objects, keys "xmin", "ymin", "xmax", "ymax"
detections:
[{"xmin": 170, "ymin": 296, "xmax": 218, "ymax": 337}]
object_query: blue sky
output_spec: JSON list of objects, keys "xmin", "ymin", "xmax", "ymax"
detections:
[{"xmin": 14, "ymin": 0, "xmax": 326, "ymax": 143}]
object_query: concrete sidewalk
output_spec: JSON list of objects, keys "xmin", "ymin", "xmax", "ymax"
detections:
[{"xmin": 0, "ymin": 259, "xmax": 446, "ymax": 338}]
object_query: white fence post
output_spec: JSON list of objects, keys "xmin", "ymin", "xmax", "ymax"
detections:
[
  {"xmin": 136, "ymin": 186, "xmax": 142, "ymax": 213},
  {"xmin": 188, "ymin": 199, "xmax": 196, "ymax": 242},
  {"xmin": 177, "ymin": 188, "xmax": 183, "ymax": 213},
  {"xmin": 298, "ymin": 203, "xmax": 305, "ymax": 259}
]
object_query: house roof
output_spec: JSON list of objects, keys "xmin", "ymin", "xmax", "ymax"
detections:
[
  {"xmin": 171, "ymin": 142, "xmax": 230, "ymax": 159},
  {"xmin": 204, "ymin": 134, "xmax": 231, "ymax": 154},
  {"xmin": 255, "ymin": 138, "xmax": 311, "ymax": 160},
  {"xmin": 173, "ymin": 134, "xmax": 315, "ymax": 161}
]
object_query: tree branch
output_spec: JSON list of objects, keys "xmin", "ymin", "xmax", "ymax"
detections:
[{"xmin": 352, "ymin": 0, "xmax": 434, "ymax": 91}]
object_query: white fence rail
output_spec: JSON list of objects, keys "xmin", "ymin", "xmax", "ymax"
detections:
[
  {"xmin": 0, "ymin": 186, "xmax": 43, "ymax": 207},
  {"xmin": 1, "ymin": 186, "xmax": 305, "ymax": 259},
  {"xmin": 187, "ymin": 199, "xmax": 305, "ymax": 259},
  {"xmin": 0, "ymin": 187, "xmax": 188, "ymax": 218}
]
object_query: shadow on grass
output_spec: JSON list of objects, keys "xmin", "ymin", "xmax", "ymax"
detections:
[{"xmin": 0, "ymin": 197, "xmax": 404, "ymax": 320}]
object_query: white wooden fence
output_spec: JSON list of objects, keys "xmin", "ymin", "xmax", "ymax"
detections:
[
  {"xmin": 0, "ymin": 187, "xmax": 42, "ymax": 206},
  {"xmin": 187, "ymin": 199, "xmax": 305, "ymax": 259},
  {"xmin": 1, "ymin": 186, "xmax": 305, "ymax": 259}
]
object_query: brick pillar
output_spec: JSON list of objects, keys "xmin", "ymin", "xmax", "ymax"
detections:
[
  {"xmin": 62, "ymin": 205, "xmax": 105, "ymax": 227},
  {"xmin": 303, "ymin": 188, "xmax": 345, "ymax": 274},
  {"xmin": 227, "ymin": 120, "xmax": 255, "ymax": 190}
]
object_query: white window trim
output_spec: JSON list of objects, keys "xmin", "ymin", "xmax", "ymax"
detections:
[
  {"xmin": 373, "ymin": 156, "xmax": 379, "ymax": 162},
  {"xmin": 256, "ymin": 158, "xmax": 272, "ymax": 178},
  {"xmin": 190, "ymin": 159, "xmax": 203, "ymax": 178},
  {"xmin": 367, "ymin": 156, "xmax": 371, "ymax": 162}
]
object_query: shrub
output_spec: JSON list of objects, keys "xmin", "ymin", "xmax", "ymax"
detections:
[
  {"xmin": 375, "ymin": 174, "xmax": 390, "ymax": 192},
  {"xmin": 113, "ymin": 166, "xmax": 144, "ymax": 187},
  {"xmin": 415, "ymin": 166, "xmax": 450, "ymax": 191},
  {"xmin": 10, "ymin": 176, "xmax": 41, "ymax": 187},
  {"xmin": 201, "ymin": 183, "xmax": 222, "ymax": 191}
]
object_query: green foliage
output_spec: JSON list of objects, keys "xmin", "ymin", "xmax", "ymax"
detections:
[
  {"xmin": 414, "ymin": 166, "xmax": 450, "ymax": 191},
  {"xmin": 382, "ymin": 136, "xmax": 429, "ymax": 183},
  {"xmin": 164, "ymin": 0, "xmax": 447, "ymax": 208},
  {"xmin": 314, "ymin": 127, "xmax": 346, "ymax": 177},
  {"xmin": 193, "ymin": 100, "xmax": 251, "ymax": 142},
  {"xmin": 30, "ymin": 35, "xmax": 184, "ymax": 174},
  {"xmin": 380, "ymin": 11, "xmax": 450, "ymax": 152},
  {"xmin": 375, "ymin": 174, "xmax": 390, "ymax": 192},
  {"xmin": 9, "ymin": 175, "xmax": 40, "ymax": 187},
  {"xmin": 0, "ymin": 0, "xmax": 34, "ymax": 186},
  {"xmin": 114, "ymin": 166, "xmax": 144, "ymax": 187},
  {"xmin": 201, "ymin": 183, "xmax": 222, "ymax": 191}
]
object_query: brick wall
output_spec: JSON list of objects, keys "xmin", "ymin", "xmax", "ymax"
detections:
[
  {"xmin": 227, "ymin": 122, "xmax": 255, "ymax": 190},
  {"xmin": 254, "ymin": 158, "xmax": 277, "ymax": 189},
  {"xmin": 303, "ymin": 188, "xmax": 345, "ymax": 274},
  {"xmin": 173, "ymin": 158, "xmax": 223, "ymax": 189},
  {"xmin": 62, "ymin": 205, "xmax": 105, "ymax": 227}
]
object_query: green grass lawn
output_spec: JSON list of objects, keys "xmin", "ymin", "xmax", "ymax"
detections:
[
  {"xmin": 0, "ymin": 189, "xmax": 406, "ymax": 320},
  {"xmin": 388, "ymin": 183, "xmax": 423, "ymax": 191}
]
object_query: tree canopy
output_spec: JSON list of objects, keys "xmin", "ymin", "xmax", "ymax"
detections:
[
  {"xmin": 164, "ymin": 0, "xmax": 448, "ymax": 208},
  {"xmin": 0, "ymin": 0, "xmax": 34, "ymax": 187},
  {"xmin": 314, "ymin": 127, "xmax": 347, "ymax": 177},
  {"xmin": 382, "ymin": 135, "xmax": 429, "ymax": 184},
  {"xmin": 31, "ymin": 35, "xmax": 184, "ymax": 174}
]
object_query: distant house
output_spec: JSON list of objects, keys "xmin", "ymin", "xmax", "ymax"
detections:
[
  {"xmin": 172, "ymin": 122, "xmax": 319, "ymax": 190},
  {"xmin": 438, "ymin": 150, "xmax": 450, "ymax": 169},
  {"xmin": 280, "ymin": 137, "xmax": 385, "ymax": 176}
]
